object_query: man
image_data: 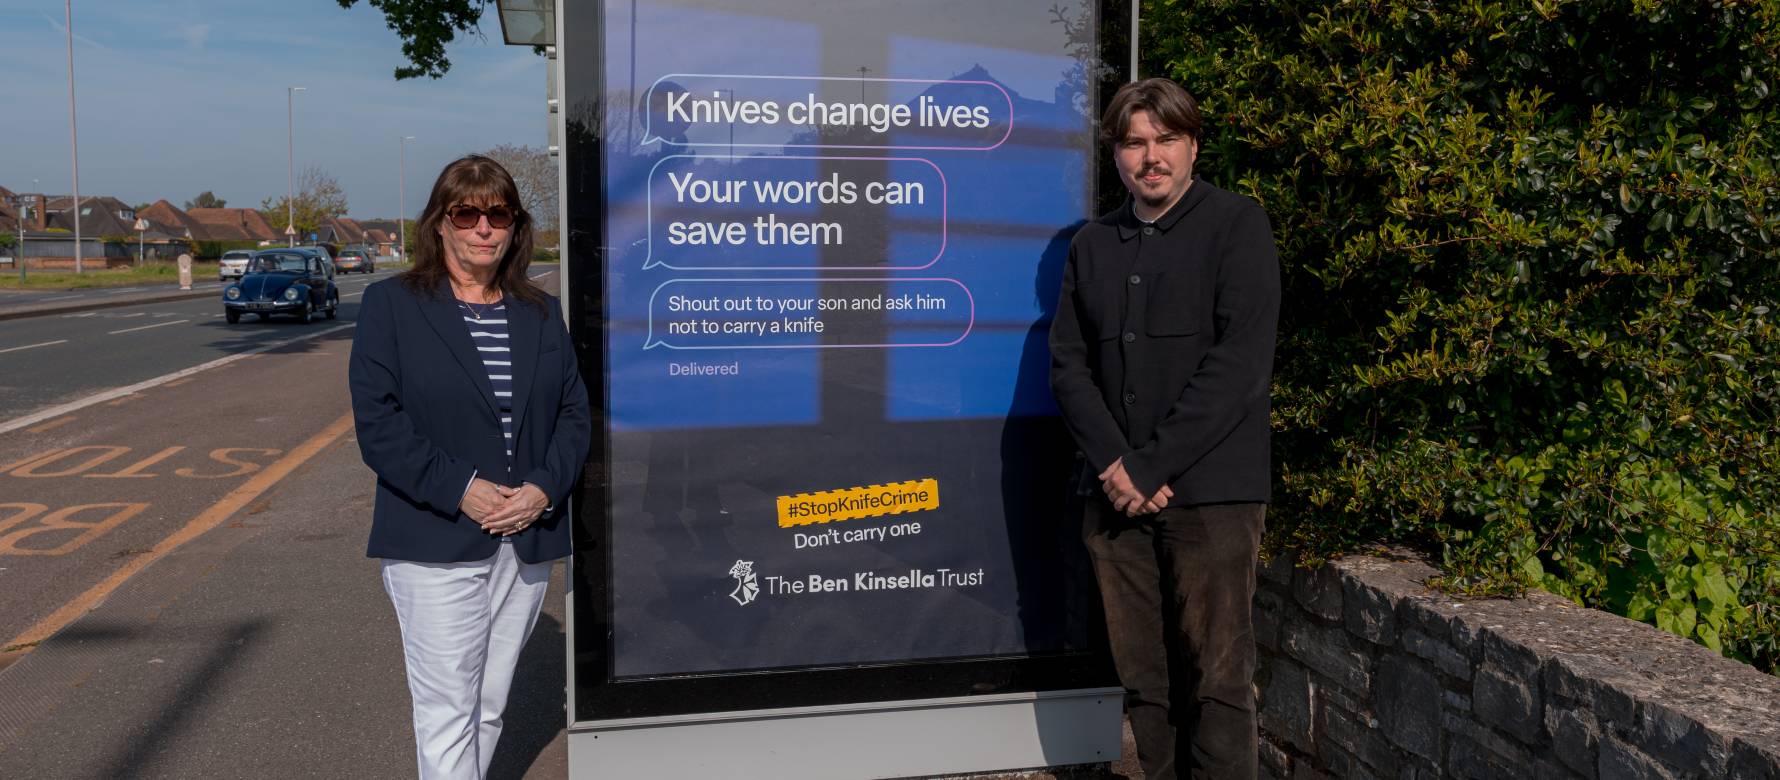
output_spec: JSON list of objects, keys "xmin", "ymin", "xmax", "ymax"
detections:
[{"xmin": 1050, "ymin": 78, "xmax": 1280, "ymax": 779}]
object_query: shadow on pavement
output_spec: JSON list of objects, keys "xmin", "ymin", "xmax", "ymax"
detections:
[
  {"xmin": 194, "ymin": 314, "xmax": 359, "ymax": 355},
  {"xmin": 91, "ymin": 618, "xmax": 269, "ymax": 779},
  {"xmin": 487, "ymin": 611, "xmax": 566, "ymax": 780}
]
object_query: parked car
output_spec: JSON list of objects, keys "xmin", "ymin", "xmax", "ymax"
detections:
[
  {"xmin": 336, "ymin": 247, "xmax": 376, "ymax": 274},
  {"xmin": 218, "ymin": 250, "xmax": 253, "ymax": 281},
  {"xmin": 223, "ymin": 248, "xmax": 339, "ymax": 324}
]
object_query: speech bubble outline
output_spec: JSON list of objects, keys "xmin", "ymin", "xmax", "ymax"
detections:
[
  {"xmin": 640, "ymin": 73, "xmax": 1014, "ymax": 151},
  {"xmin": 642, "ymin": 155, "xmax": 948, "ymax": 271},
  {"xmin": 644, "ymin": 277, "xmax": 975, "ymax": 351}
]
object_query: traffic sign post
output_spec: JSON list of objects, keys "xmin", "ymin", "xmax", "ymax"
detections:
[{"xmin": 133, "ymin": 217, "xmax": 149, "ymax": 267}]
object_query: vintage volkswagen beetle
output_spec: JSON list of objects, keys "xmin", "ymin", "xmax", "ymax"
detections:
[{"xmin": 223, "ymin": 248, "xmax": 339, "ymax": 324}]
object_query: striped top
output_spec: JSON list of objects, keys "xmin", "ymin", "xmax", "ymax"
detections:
[{"xmin": 459, "ymin": 299, "xmax": 514, "ymax": 460}]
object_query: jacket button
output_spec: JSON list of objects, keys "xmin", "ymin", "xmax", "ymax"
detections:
[
  {"xmin": 1142, "ymin": 226, "xmax": 1156, "ymax": 236},
  {"xmin": 1123, "ymin": 332, "xmax": 1136, "ymax": 343},
  {"xmin": 1128, "ymin": 274, "xmax": 1141, "ymax": 285},
  {"xmin": 1123, "ymin": 393, "xmax": 1136, "ymax": 405}
]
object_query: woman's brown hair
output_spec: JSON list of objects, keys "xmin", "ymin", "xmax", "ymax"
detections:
[{"xmin": 400, "ymin": 154, "xmax": 546, "ymax": 310}]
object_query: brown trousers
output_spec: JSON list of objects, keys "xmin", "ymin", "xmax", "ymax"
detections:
[{"xmin": 1082, "ymin": 500, "xmax": 1266, "ymax": 780}]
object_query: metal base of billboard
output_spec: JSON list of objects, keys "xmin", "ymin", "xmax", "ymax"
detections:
[{"xmin": 567, "ymin": 687, "xmax": 1124, "ymax": 779}]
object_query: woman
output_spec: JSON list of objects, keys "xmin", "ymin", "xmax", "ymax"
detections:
[{"xmin": 348, "ymin": 155, "xmax": 591, "ymax": 779}]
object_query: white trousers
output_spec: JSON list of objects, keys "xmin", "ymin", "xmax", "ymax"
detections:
[{"xmin": 383, "ymin": 543, "xmax": 552, "ymax": 780}]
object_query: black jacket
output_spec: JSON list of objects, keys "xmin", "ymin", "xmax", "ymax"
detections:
[{"xmin": 1049, "ymin": 179, "xmax": 1280, "ymax": 505}]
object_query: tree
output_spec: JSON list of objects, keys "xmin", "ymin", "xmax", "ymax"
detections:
[
  {"xmin": 260, "ymin": 165, "xmax": 350, "ymax": 238},
  {"xmin": 333, "ymin": 0, "xmax": 492, "ymax": 80},
  {"xmin": 481, "ymin": 143, "xmax": 558, "ymax": 230},
  {"xmin": 184, "ymin": 191, "xmax": 227, "ymax": 210},
  {"xmin": 1146, "ymin": 0, "xmax": 1779, "ymax": 671}
]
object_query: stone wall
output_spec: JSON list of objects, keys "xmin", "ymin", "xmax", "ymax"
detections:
[{"xmin": 1253, "ymin": 551, "xmax": 1780, "ymax": 779}]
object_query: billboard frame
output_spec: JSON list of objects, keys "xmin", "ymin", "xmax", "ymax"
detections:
[{"xmin": 561, "ymin": 1, "xmax": 1137, "ymax": 774}]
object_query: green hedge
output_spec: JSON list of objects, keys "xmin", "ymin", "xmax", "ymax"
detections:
[
  {"xmin": 191, "ymin": 239, "xmax": 266, "ymax": 260},
  {"xmin": 1144, "ymin": 0, "xmax": 1778, "ymax": 671}
]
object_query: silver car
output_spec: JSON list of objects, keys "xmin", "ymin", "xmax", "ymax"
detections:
[{"xmin": 219, "ymin": 249, "xmax": 253, "ymax": 281}]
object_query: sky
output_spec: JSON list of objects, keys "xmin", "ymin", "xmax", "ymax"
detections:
[{"xmin": 0, "ymin": 0, "xmax": 549, "ymax": 221}]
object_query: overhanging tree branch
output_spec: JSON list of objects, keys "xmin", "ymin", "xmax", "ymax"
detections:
[{"xmin": 335, "ymin": 0, "xmax": 491, "ymax": 80}]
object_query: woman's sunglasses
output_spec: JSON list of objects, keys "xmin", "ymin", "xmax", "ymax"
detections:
[{"xmin": 445, "ymin": 204, "xmax": 518, "ymax": 230}]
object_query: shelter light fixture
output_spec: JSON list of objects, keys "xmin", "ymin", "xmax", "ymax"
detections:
[{"xmin": 495, "ymin": 0, "xmax": 554, "ymax": 46}]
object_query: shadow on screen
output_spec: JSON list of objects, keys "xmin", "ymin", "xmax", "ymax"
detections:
[{"xmin": 1001, "ymin": 221, "xmax": 1100, "ymax": 655}]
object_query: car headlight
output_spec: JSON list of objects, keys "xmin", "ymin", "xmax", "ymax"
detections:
[
  {"xmin": 226, "ymin": 287, "xmax": 240, "ymax": 300},
  {"xmin": 283, "ymin": 288, "xmax": 300, "ymax": 301}
]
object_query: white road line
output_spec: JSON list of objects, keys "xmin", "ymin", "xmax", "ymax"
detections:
[
  {"xmin": 105, "ymin": 287, "xmax": 146, "ymax": 294},
  {"xmin": 342, "ymin": 291, "xmax": 365, "ymax": 298},
  {"xmin": 0, "ymin": 323, "xmax": 355, "ymax": 435},
  {"xmin": 43, "ymin": 294, "xmax": 86, "ymax": 301},
  {"xmin": 108, "ymin": 319, "xmax": 190, "ymax": 335},
  {"xmin": 0, "ymin": 339, "xmax": 69, "ymax": 355}
]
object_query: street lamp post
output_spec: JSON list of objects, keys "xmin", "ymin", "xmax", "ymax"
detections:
[
  {"xmin": 66, "ymin": 0, "xmax": 83, "ymax": 273},
  {"xmin": 13, "ymin": 197, "xmax": 25, "ymax": 282},
  {"xmin": 287, "ymin": 85, "xmax": 307, "ymax": 247},
  {"xmin": 399, "ymin": 135, "xmax": 415, "ymax": 262}
]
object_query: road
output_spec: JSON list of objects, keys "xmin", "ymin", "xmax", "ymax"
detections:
[
  {"xmin": 0, "ymin": 266, "xmax": 572, "ymax": 779},
  {"xmin": 0, "ymin": 278, "xmax": 230, "ymax": 308},
  {"xmin": 0, "ymin": 269, "xmax": 397, "ymax": 422}
]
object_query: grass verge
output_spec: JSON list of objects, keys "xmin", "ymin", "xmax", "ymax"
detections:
[{"xmin": 0, "ymin": 261, "xmax": 223, "ymax": 290}]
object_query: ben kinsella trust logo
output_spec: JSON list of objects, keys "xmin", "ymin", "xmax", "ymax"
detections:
[{"xmin": 728, "ymin": 559, "xmax": 759, "ymax": 606}]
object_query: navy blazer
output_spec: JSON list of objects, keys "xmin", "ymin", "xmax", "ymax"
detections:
[{"xmin": 348, "ymin": 276, "xmax": 592, "ymax": 563}]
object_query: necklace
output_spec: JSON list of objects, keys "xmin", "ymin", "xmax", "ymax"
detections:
[{"xmin": 457, "ymin": 295, "xmax": 501, "ymax": 321}]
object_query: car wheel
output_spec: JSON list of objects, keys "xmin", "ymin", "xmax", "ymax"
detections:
[
  {"xmin": 299, "ymin": 300, "xmax": 314, "ymax": 324},
  {"xmin": 226, "ymin": 310, "xmax": 240, "ymax": 324},
  {"xmin": 325, "ymin": 295, "xmax": 338, "ymax": 320}
]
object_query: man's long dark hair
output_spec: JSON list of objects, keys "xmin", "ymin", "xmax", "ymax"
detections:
[{"xmin": 400, "ymin": 154, "xmax": 547, "ymax": 310}]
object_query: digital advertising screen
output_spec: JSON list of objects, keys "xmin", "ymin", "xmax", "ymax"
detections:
[{"xmin": 565, "ymin": 0, "xmax": 1122, "ymax": 720}]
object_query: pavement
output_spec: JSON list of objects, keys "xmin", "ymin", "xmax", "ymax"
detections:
[{"xmin": 0, "ymin": 278, "xmax": 1140, "ymax": 780}]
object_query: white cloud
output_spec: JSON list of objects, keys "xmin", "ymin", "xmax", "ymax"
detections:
[{"xmin": 179, "ymin": 23, "xmax": 212, "ymax": 50}]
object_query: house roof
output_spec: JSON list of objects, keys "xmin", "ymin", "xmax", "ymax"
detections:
[
  {"xmin": 356, "ymin": 219, "xmax": 401, "ymax": 235},
  {"xmin": 364, "ymin": 229, "xmax": 392, "ymax": 245},
  {"xmin": 316, "ymin": 216, "xmax": 368, "ymax": 245},
  {"xmin": 188, "ymin": 208, "xmax": 279, "ymax": 241},
  {"xmin": 137, "ymin": 200, "xmax": 208, "ymax": 241},
  {"xmin": 47, "ymin": 196, "xmax": 140, "ymax": 238}
]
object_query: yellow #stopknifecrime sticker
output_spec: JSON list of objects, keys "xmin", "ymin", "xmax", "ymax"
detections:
[{"xmin": 776, "ymin": 479, "xmax": 940, "ymax": 528}]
